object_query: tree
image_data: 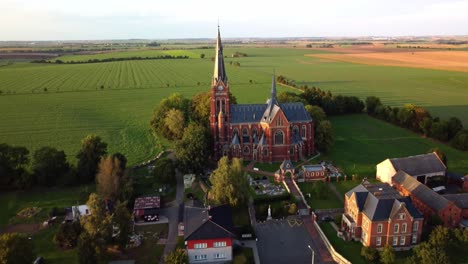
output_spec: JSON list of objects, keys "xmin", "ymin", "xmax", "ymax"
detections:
[
  {"xmin": 315, "ymin": 120, "xmax": 334, "ymax": 153},
  {"xmin": 305, "ymin": 105, "xmax": 326, "ymax": 123},
  {"xmin": 175, "ymin": 124, "xmax": 211, "ymax": 174},
  {"xmin": 451, "ymin": 129, "xmax": 468, "ymax": 151},
  {"xmin": 365, "ymin": 96, "xmax": 382, "ymax": 115},
  {"xmin": 408, "ymin": 241, "xmax": 449, "ymax": 264},
  {"xmin": 164, "ymin": 108, "xmax": 187, "ymax": 139},
  {"xmin": 210, "ymin": 157, "xmax": 249, "ymax": 207},
  {"xmin": 81, "ymin": 193, "xmax": 112, "ymax": 256},
  {"xmin": 447, "ymin": 117, "xmax": 463, "ymax": 140},
  {"xmin": 200, "ymin": 53, "xmax": 205, "ymax": 59},
  {"xmin": 0, "ymin": 144, "xmax": 29, "ymax": 189},
  {"xmin": 164, "ymin": 248, "xmax": 188, "ymax": 264},
  {"xmin": 361, "ymin": 246, "xmax": 378, "ymax": 263},
  {"xmin": 379, "ymin": 244, "xmax": 395, "ymax": 264},
  {"xmin": 191, "ymin": 92, "xmax": 211, "ymax": 126},
  {"xmin": 419, "ymin": 117, "xmax": 433, "ymax": 137},
  {"xmin": 153, "ymin": 158, "xmax": 176, "ymax": 184},
  {"xmin": 32, "ymin": 146, "xmax": 70, "ymax": 186},
  {"xmin": 54, "ymin": 221, "xmax": 82, "ymax": 249},
  {"xmin": 0, "ymin": 233, "xmax": 34, "ymax": 264},
  {"xmin": 150, "ymin": 93, "xmax": 190, "ymax": 140},
  {"xmin": 397, "ymin": 104, "xmax": 416, "ymax": 130},
  {"xmin": 77, "ymin": 232, "xmax": 97, "ymax": 264},
  {"xmin": 430, "ymin": 121, "xmax": 449, "ymax": 141},
  {"xmin": 96, "ymin": 155, "xmax": 125, "ymax": 200},
  {"xmin": 76, "ymin": 135, "xmax": 108, "ymax": 184},
  {"xmin": 288, "ymin": 203, "xmax": 297, "ymax": 215},
  {"xmin": 113, "ymin": 201, "xmax": 132, "ymax": 249}
]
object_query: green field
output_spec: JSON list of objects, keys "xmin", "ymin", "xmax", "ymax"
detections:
[
  {"xmin": 323, "ymin": 114, "xmax": 468, "ymax": 177},
  {"xmin": 0, "ymin": 47, "xmax": 467, "ymax": 166},
  {"xmin": 57, "ymin": 49, "xmax": 206, "ymax": 62}
]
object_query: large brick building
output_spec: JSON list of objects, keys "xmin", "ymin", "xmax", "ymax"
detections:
[
  {"xmin": 392, "ymin": 171, "xmax": 462, "ymax": 227},
  {"xmin": 210, "ymin": 28, "xmax": 314, "ymax": 162},
  {"xmin": 342, "ymin": 180, "xmax": 424, "ymax": 249}
]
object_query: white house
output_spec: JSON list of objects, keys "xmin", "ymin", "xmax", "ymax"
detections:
[
  {"xmin": 72, "ymin": 205, "xmax": 91, "ymax": 221},
  {"xmin": 376, "ymin": 152, "xmax": 446, "ymax": 185}
]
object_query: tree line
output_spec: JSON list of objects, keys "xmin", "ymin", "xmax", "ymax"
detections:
[
  {"xmin": 365, "ymin": 96, "xmax": 468, "ymax": 151},
  {"xmin": 31, "ymin": 55, "xmax": 189, "ymax": 64},
  {"xmin": 0, "ymin": 135, "xmax": 117, "ymax": 190}
]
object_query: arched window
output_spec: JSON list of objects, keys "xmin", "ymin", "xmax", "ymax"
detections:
[
  {"xmin": 232, "ymin": 128, "xmax": 239, "ymax": 137},
  {"xmin": 275, "ymin": 130, "xmax": 284, "ymax": 145},
  {"xmin": 242, "ymin": 127, "xmax": 248, "ymax": 136},
  {"xmin": 243, "ymin": 146, "xmax": 250, "ymax": 155},
  {"xmin": 302, "ymin": 125, "xmax": 307, "ymax": 138},
  {"xmin": 263, "ymin": 148, "xmax": 268, "ymax": 157},
  {"xmin": 292, "ymin": 125, "xmax": 299, "ymax": 135},
  {"xmin": 252, "ymin": 127, "xmax": 258, "ymax": 137}
]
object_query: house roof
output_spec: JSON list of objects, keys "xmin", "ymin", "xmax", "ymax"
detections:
[
  {"xmin": 392, "ymin": 170, "xmax": 450, "ymax": 212},
  {"xmin": 443, "ymin": 194, "xmax": 468, "ymax": 209},
  {"xmin": 302, "ymin": 165, "xmax": 325, "ymax": 172},
  {"xmin": 184, "ymin": 204, "xmax": 235, "ymax": 241},
  {"xmin": 347, "ymin": 181, "xmax": 423, "ymax": 221},
  {"xmin": 389, "ymin": 153, "xmax": 446, "ymax": 176},
  {"xmin": 280, "ymin": 159, "xmax": 294, "ymax": 171},
  {"xmin": 133, "ymin": 196, "xmax": 160, "ymax": 210}
]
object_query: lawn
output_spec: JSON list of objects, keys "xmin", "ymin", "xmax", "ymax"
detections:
[
  {"xmin": 1, "ymin": 47, "xmax": 467, "ymax": 167},
  {"xmin": 0, "ymin": 185, "xmax": 94, "ymax": 229},
  {"xmin": 319, "ymin": 222, "xmax": 365, "ymax": 264},
  {"xmin": 297, "ymin": 182, "xmax": 343, "ymax": 209},
  {"xmin": 32, "ymin": 224, "xmax": 78, "ymax": 264},
  {"xmin": 319, "ymin": 222, "xmax": 413, "ymax": 264},
  {"xmin": 133, "ymin": 223, "xmax": 168, "ymax": 264},
  {"xmin": 323, "ymin": 114, "xmax": 468, "ymax": 179}
]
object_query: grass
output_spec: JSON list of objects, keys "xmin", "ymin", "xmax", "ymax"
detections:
[
  {"xmin": 233, "ymin": 247, "xmax": 255, "ymax": 264},
  {"xmin": 32, "ymin": 224, "xmax": 78, "ymax": 264},
  {"xmin": 323, "ymin": 114, "xmax": 468, "ymax": 178},
  {"xmin": 0, "ymin": 185, "xmax": 94, "ymax": 229},
  {"xmin": 1, "ymin": 47, "xmax": 467, "ymax": 166},
  {"xmin": 319, "ymin": 222, "xmax": 413, "ymax": 264},
  {"xmin": 297, "ymin": 182, "xmax": 343, "ymax": 209},
  {"xmin": 133, "ymin": 223, "xmax": 168, "ymax": 264}
]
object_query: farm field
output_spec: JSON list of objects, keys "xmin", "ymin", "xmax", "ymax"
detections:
[
  {"xmin": 0, "ymin": 47, "xmax": 467, "ymax": 165},
  {"xmin": 321, "ymin": 114, "xmax": 468, "ymax": 178},
  {"xmin": 308, "ymin": 50, "xmax": 468, "ymax": 73}
]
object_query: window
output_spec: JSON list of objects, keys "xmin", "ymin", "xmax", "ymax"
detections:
[
  {"xmin": 400, "ymin": 236, "xmax": 406, "ymax": 246},
  {"xmin": 362, "ymin": 231, "xmax": 367, "ymax": 242},
  {"xmin": 200, "ymin": 255, "xmax": 207, "ymax": 260},
  {"xmin": 213, "ymin": 241, "xmax": 227, "ymax": 248},
  {"xmin": 398, "ymin": 213, "xmax": 405, "ymax": 220},
  {"xmin": 363, "ymin": 219, "xmax": 369, "ymax": 230},
  {"xmin": 394, "ymin": 224, "xmax": 399, "ymax": 234},
  {"xmin": 194, "ymin": 243, "xmax": 207, "ymax": 249},
  {"xmin": 274, "ymin": 130, "xmax": 284, "ymax": 145},
  {"xmin": 376, "ymin": 237, "xmax": 382, "ymax": 246},
  {"xmin": 302, "ymin": 125, "xmax": 307, "ymax": 138},
  {"xmin": 377, "ymin": 224, "xmax": 383, "ymax": 234},
  {"xmin": 232, "ymin": 128, "xmax": 239, "ymax": 137},
  {"xmin": 412, "ymin": 234, "xmax": 417, "ymax": 244},
  {"xmin": 214, "ymin": 253, "xmax": 226, "ymax": 259},
  {"xmin": 243, "ymin": 146, "xmax": 250, "ymax": 155},
  {"xmin": 393, "ymin": 237, "xmax": 398, "ymax": 246},
  {"xmin": 242, "ymin": 127, "xmax": 248, "ymax": 136},
  {"xmin": 293, "ymin": 126, "xmax": 299, "ymax": 135},
  {"xmin": 402, "ymin": 223, "xmax": 407, "ymax": 233},
  {"xmin": 276, "ymin": 118, "xmax": 283, "ymax": 126},
  {"xmin": 252, "ymin": 127, "xmax": 258, "ymax": 137},
  {"xmin": 413, "ymin": 221, "xmax": 419, "ymax": 232}
]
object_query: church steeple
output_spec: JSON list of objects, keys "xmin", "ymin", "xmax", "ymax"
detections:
[
  {"xmin": 213, "ymin": 26, "xmax": 228, "ymax": 84},
  {"xmin": 269, "ymin": 74, "xmax": 278, "ymax": 106}
]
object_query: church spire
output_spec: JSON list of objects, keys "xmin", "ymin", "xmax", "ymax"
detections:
[
  {"xmin": 213, "ymin": 26, "xmax": 228, "ymax": 84},
  {"xmin": 270, "ymin": 73, "xmax": 278, "ymax": 105}
]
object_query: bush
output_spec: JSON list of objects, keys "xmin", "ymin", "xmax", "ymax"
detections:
[
  {"xmin": 54, "ymin": 222, "xmax": 82, "ymax": 249},
  {"xmin": 361, "ymin": 246, "xmax": 378, "ymax": 263}
]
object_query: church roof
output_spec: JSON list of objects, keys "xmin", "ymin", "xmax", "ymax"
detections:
[{"xmin": 213, "ymin": 27, "xmax": 227, "ymax": 84}]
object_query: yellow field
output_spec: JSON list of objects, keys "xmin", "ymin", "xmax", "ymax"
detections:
[{"xmin": 308, "ymin": 50, "xmax": 468, "ymax": 72}]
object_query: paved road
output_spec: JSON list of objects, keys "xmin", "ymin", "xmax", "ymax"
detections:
[{"xmin": 161, "ymin": 153, "xmax": 185, "ymax": 261}]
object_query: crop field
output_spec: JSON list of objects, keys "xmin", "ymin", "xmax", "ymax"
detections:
[
  {"xmin": 309, "ymin": 50, "xmax": 468, "ymax": 73},
  {"xmin": 322, "ymin": 114, "xmax": 468, "ymax": 177},
  {"xmin": 0, "ymin": 47, "xmax": 467, "ymax": 165}
]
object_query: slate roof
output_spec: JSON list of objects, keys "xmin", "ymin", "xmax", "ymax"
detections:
[
  {"xmin": 184, "ymin": 204, "xmax": 235, "ymax": 241},
  {"xmin": 280, "ymin": 159, "xmax": 294, "ymax": 171},
  {"xmin": 231, "ymin": 133, "xmax": 240, "ymax": 146},
  {"xmin": 443, "ymin": 194, "xmax": 468, "ymax": 209},
  {"xmin": 347, "ymin": 181, "xmax": 423, "ymax": 221},
  {"xmin": 291, "ymin": 132, "xmax": 303, "ymax": 145},
  {"xmin": 392, "ymin": 170, "xmax": 450, "ymax": 212},
  {"xmin": 389, "ymin": 153, "xmax": 446, "ymax": 176},
  {"xmin": 230, "ymin": 104, "xmax": 266, "ymax": 124}
]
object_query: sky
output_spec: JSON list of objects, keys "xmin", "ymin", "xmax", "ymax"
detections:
[{"xmin": 1, "ymin": 0, "xmax": 468, "ymax": 40}]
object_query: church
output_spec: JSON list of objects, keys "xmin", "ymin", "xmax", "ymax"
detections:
[{"xmin": 209, "ymin": 28, "xmax": 315, "ymax": 163}]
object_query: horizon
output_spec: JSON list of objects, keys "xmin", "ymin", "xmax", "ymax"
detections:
[{"xmin": 2, "ymin": 0, "xmax": 468, "ymax": 41}]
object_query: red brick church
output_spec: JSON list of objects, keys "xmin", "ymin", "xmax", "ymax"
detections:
[{"xmin": 210, "ymin": 28, "xmax": 315, "ymax": 162}]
